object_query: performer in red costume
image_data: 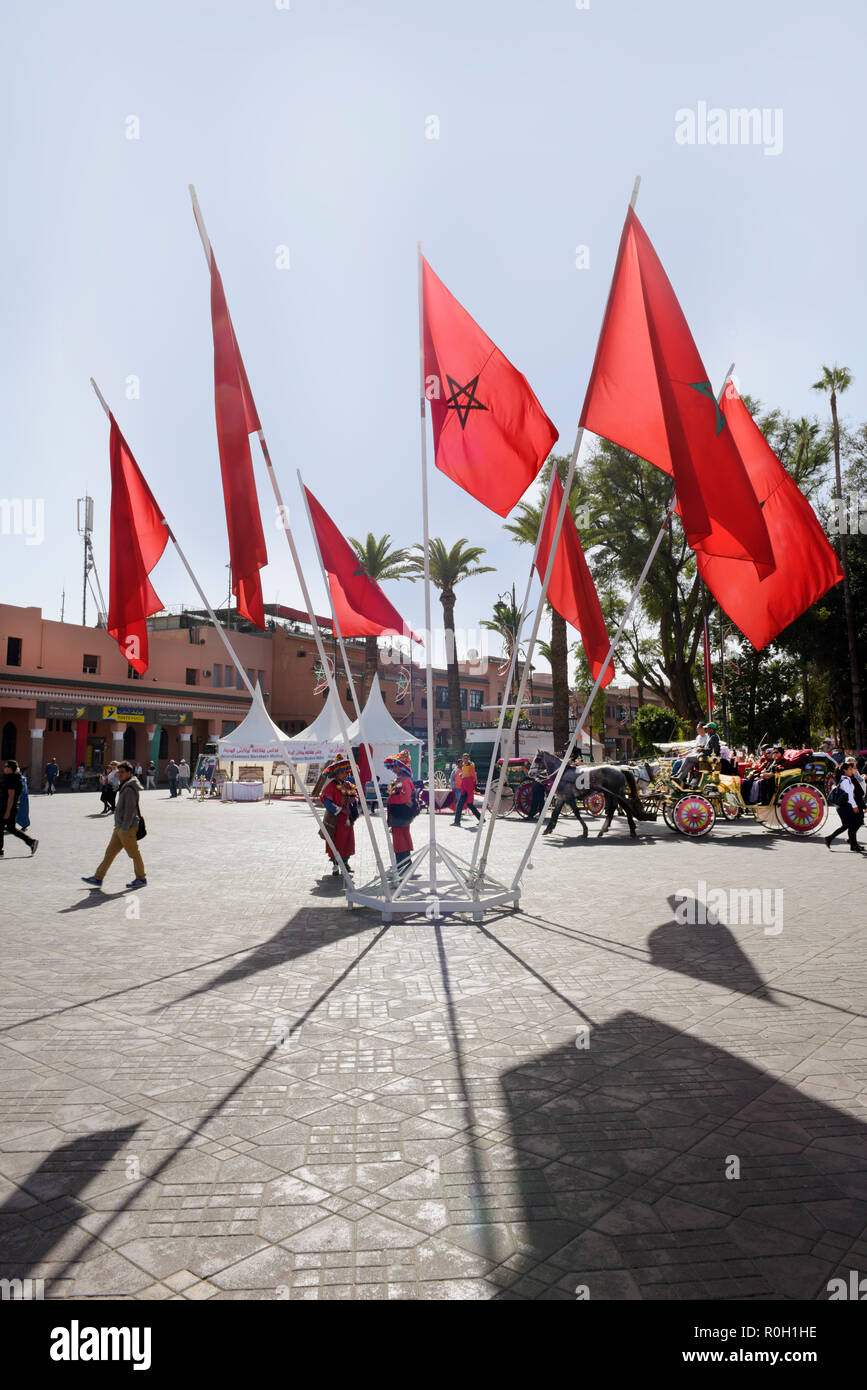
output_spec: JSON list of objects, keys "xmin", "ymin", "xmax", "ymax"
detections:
[
  {"xmin": 384, "ymin": 750, "xmax": 417, "ymax": 876},
  {"xmin": 320, "ymin": 757, "xmax": 358, "ymax": 876}
]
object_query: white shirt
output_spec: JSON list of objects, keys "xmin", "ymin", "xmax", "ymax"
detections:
[{"xmin": 840, "ymin": 773, "xmax": 864, "ymax": 810}]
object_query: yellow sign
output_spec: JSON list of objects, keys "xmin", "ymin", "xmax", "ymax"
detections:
[{"xmin": 102, "ymin": 706, "xmax": 146, "ymax": 724}]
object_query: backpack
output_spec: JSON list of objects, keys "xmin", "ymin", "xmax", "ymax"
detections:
[
  {"xmin": 408, "ymin": 785, "xmax": 422, "ymax": 820},
  {"xmin": 828, "ymin": 783, "xmax": 847, "ymax": 807}
]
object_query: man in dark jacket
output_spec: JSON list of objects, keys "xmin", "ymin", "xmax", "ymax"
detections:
[
  {"xmin": 0, "ymin": 760, "xmax": 38, "ymax": 856},
  {"xmin": 82, "ymin": 762, "xmax": 147, "ymax": 889}
]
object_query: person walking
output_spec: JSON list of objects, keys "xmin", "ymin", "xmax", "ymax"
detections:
[
  {"xmin": 385, "ymin": 750, "xmax": 417, "ymax": 876},
  {"xmin": 0, "ymin": 760, "xmax": 38, "ymax": 857},
  {"xmin": 453, "ymin": 754, "xmax": 481, "ymax": 827},
  {"xmin": 825, "ymin": 758, "xmax": 866, "ymax": 853},
  {"xmin": 45, "ymin": 757, "xmax": 58, "ymax": 795},
  {"xmin": 319, "ymin": 757, "xmax": 357, "ymax": 877},
  {"xmin": 166, "ymin": 759, "xmax": 179, "ymax": 798},
  {"xmin": 178, "ymin": 758, "xmax": 190, "ymax": 793},
  {"xmin": 448, "ymin": 757, "xmax": 462, "ymax": 815},
  {"xmin": 99, "ymin": 762, "xmax": 119, "ymax": 815},
  {"xmin": 134, "ymin": 762, "xmax": 143, "ymax": 779},
  {"xmin": 145, "ymin": 760, "xmax": 156, "ymax": 790},
  {"xmin": 81, "ymin": 762, "xmax": 147, "ymax": 889}
]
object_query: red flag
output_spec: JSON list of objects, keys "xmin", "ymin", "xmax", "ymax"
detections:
[
  {"xmin": 580, "ymin": 208, "xmax": 774, "ymax": 578},
  {"xmin": 106, "ymin": 416, "xmax": 168, "ymax": 675},
  {"xmin": 209, "ymin": 256, "xmax": 267, "ymax": 627},
  {"xmin": 537, "ymin": 475, "xmax": 615, "ymax": 687},
  {"xmin": 304, "ymin": 486, "xmax": 421, "ymax": 643},
  {"xmin": 422, "ymin": 256, "xmax": 558, "ymax": 516},
  {"xmin": 697, "ymin": 383, "xmax": 843, "ymax": 650}
]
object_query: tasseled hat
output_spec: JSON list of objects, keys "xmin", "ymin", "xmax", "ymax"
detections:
[
  {"xmin": 384, "ymin": 749, "xmax": 412, "ymax": 775},
  {"xmin": 323, "ymin": 756, "xmax": 352, "ymax": 778}
]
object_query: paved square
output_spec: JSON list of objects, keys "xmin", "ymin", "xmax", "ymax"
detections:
[{"xmin": 1, "ymin": 791, "xmax": 865, "ymax": 1300}]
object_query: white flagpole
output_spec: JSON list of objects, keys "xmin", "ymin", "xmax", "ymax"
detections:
[
  {"xmin": 473, "ymin": 433, "xmax": 587, "ymax": 881},
  {"xmin": 417, "ymin": 244, "xmax": 438, "ymax": 896},
  {"xmin": 508, "ymin": 360, "xmax": 737, "ymax": 892},
  {"xmin": 188, "ymin": 185, "xmax": 393, "ymax": 898},
  {"xmin": 297, "ymin": 472, "xmax": 399, "ymax": 875},
  {"xmin": 89, "ymin": 379, "xmax": 354, "ymax": 888},
  {"xmin": 473, "ymin": 175, "xmax": 643, "ymax": 882},
  {"xmin": 466, "ymin": 481, "xmax": 556, "ymax": 878}
]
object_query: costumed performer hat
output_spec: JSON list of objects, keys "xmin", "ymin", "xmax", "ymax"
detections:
[
  {"xmin": 384, "ymin": 749, "xmax": 412, "ymax": 774},
  {"xmin": 323, "ymin": 756, "xmax": 352, "ymax": 778}
]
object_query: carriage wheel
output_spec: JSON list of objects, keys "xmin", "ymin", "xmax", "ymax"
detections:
[
  {"xmin": 775, "ymin": 782, "xmax": 827, "ymax": 835},
  {"xmin": 661, "ymin": 800, "xmax": 679, "ymax": 831},
  {"xmin": 672, "ymin": 793, "xmax": 716, "ymax": 837},
  {"xmin": 514, "ymin": 781, "xmax": 535, "ymax": 818},
  {"xmin": 582, "ymin": 790, "xmax": 606, "ymax": 817},
  {"xmin": 484, "ymin": 785, "xmax": 515, "ymax": 817},
  {"xmin": 720, "ymin": 798, "xmax": 742, "ymax": 821},
  {"xmin": 824, "ymin": 771, "xmax": 836, "ymax": 798}
]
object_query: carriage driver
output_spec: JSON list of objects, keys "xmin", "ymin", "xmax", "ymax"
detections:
[{"xmin": 675, "ymin": 721, "xmax": 720, "ymax": 788}]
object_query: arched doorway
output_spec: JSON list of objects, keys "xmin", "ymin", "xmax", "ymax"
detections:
[
  {"xmin": 123, "ymin": 727, "xmax": 137, "ymax": 761},
  {"xmin": 1, "ymin": 721, "xmax": 16, "ymax": 762}
]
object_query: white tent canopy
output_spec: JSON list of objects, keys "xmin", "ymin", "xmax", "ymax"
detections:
[
  {"xmin": 218, "ymin": 683, "xmax": 292, "ymax": 761},
  {"xmin": 346, "ymin": 674, "xmax": 420, "ymax": 779},
  {"xmin": 285, "ymin": 683, "xmax": 346, "ymax": 764}
]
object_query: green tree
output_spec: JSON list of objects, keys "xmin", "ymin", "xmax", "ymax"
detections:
[
  {"xmin": 410, "ymin": 539, "xmax": 494, "ymax": 748},
  {"xmin": 812, "ymin": 364, "xmax": 862, "ymax": 745},
  {"xmin": 631, "ymin": 705, "xmax": 685, "ymax": 756},
  {"xmin": 347, "ymin": 533, "xmax": 416, "ymax": 700}
]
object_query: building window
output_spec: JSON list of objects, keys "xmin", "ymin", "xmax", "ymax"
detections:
[
  {"xmin": 185, "ymin": 668, "xmax": 197, "ymax": 686},
  {"xmin": 257, "ymin": 670, "xmax": 265, "ymax": 688},
  {"xmin": 127, "ymin": 664, "xmax": 142, "ymax": 680},
  {"xmin": 435, "ymin": 686, "xmax": 449, "ymax": 708},
  {"xmin": 235, "ymin": 669, "xmax": 243, "ymax": 690},
  {"xmin": 421, "ymin": 698, "xmax": 427, "ymax": 709},
  {"xmin": 246, "ymin": 668, "xmax": 254, "ymax": 686},
  {"xmin": 221, "ymin": 720, "xmax": 236, "ymax": 736},
  {"xmin": 62, "ymin": 719, "xmax": 72, "ymax": 732},
  {"xmin": 213, "ymin": 666, "xmax": 222, "ymax": 688},
  {"xmin": 83, "ymin": 653, "xmax": 99, "ymax": 675},
  {"xmin": 6, "ymin": 637, "xmax": 22, "ymax": 666},
  {"xmin": 459, "ymin": 689, "xmax": 467, "ymax": 710},
  {"xmin": 469, "ymin": 689, "xmax": 483, "ymax": 711}
]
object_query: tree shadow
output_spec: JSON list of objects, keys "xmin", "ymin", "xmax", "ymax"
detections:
[
  {"xmin": 647, "ymin": 895, "xmax": 781, "ymax": 1004},
  {"xmin": 0, "ymin": 1125, "xmax": 140, "ymax": 1286},
  {"xmin": 496, "ymin": 1012, "xmax": 867, "ymax": 1300}
]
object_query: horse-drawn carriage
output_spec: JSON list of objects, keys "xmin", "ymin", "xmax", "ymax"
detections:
[
  {"xmin": 485, "ymin": 756, "xmax": 606, "ymax": 820},
  {"xmin": 646, "ymin": 746, "xmax": 834, "ymax": 838}
]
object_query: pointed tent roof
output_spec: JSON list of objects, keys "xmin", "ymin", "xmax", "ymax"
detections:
[
  {"xmin": 290, "ymin": 683, "xmax": 346, "ymax": 746},
  {"xmin": 218, "ymin": 683, "xmax": 292, "ymax": 760},
  {"xmin": 346, "ymin": 674, "xmax": 421, "ymax": 745}
]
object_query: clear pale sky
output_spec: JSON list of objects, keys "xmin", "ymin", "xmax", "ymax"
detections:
[{"xmin": 3, "ymin": 0, "xmax": 864, "ymax": 676}]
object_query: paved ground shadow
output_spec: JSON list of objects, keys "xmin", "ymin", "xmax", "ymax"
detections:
[{"xmin": 496, "ymin": 1012, "xmax": 867, "ymax": 1299}]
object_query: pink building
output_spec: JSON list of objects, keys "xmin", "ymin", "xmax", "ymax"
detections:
[{"xmin": 0, "ymin": 604, "xmax": 274, "ymax": 787}]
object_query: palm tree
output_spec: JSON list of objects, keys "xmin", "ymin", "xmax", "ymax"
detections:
[
  {"xmin": 347, "ymin": 534, "xmax": 416, "ymax": 700},
  {"xmin": 812, "ymin": 364, "xmax": 862, "ymax": 746},
  {"xmin": 504, "ymin": 456, "xmax": 582, "ymax": 753},
  {"xmin": 410, "ymin": 539, "xmax": 494, "ymax": 749}
]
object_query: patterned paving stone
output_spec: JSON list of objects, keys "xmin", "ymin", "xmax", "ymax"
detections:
[{"xmin": 1, "ymin": 794, "xmax": 865, "ymax": 1298}]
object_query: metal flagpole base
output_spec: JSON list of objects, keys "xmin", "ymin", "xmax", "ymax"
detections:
[{"xmin": 345, "ymin": 843, "xmax": 520, "ymax": 923}]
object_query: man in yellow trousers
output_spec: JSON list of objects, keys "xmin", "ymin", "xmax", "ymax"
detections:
[{"xmin": 82, "ymin": 761, "xmax": 147, "ymax": 890}]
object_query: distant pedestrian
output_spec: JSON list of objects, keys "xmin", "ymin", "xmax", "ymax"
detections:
[
  {"xmin": 100, "ymin": 762, "xmax": 120, "ymax": 815},
  {"xmin": 45, "ymin": 757, "xmax": 58, "ymax": 795},
  {"xmin": 178, "ymin": 758, "xmax": 190, "ymax": 792},
  {"xmin": 134, "ymin": 762, "xmax": 143, "ymax": 779},
  {"xmin": 145, "ymin": 760, "xmax": 156, "ymax": 790},
  {"xmin": 166, "ymin": 759, "xmax": 179, "ymax": 798},
  {"xmin": 81, "ymin": 762, "xmax": 147, "ymax": 889},
  {"xmin": 0, "ymin": 760, "xmax": 38, "ymax": 857},
  {"xmin": 453, "ymin": 754, "xmax": 481, "ymax": 827},
  {"xmin": 72, "ymin": 762, "xmax": 85, "ymax": 790},
  {"xmin": 825, "ymin": 759, "xmax": 866, "ymax": 853}
]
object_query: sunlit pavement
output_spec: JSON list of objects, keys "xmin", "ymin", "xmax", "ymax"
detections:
[{"xmin": 1, "ymin": 789, "xmax": 864, "ymax": 1300}]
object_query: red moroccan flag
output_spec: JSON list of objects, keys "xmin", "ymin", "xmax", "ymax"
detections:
[
  {"xmin": 106, "ymin": 416, "xmax": 168, "ymax": 675},
  {"xmin": 580, "ymin": 208, "xmax": 774, "ymax": 578},
  {"xmin": 209, "ymin": 256, "xmax": 267, "ymax": 627},
  {"xmin": 697, "ymin": 383, "xmax": 843, "ymax": 650},
  {"xmin": 304, "ymin": 486, "xmax": 421, "ymax": 643},
  {"xmin": 537, "ymin": 475, "xmax": 615, "ymax": 687},
  {"xmin": 422, "ymin": 256, "xmax": 558, "ymax": 516}
]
